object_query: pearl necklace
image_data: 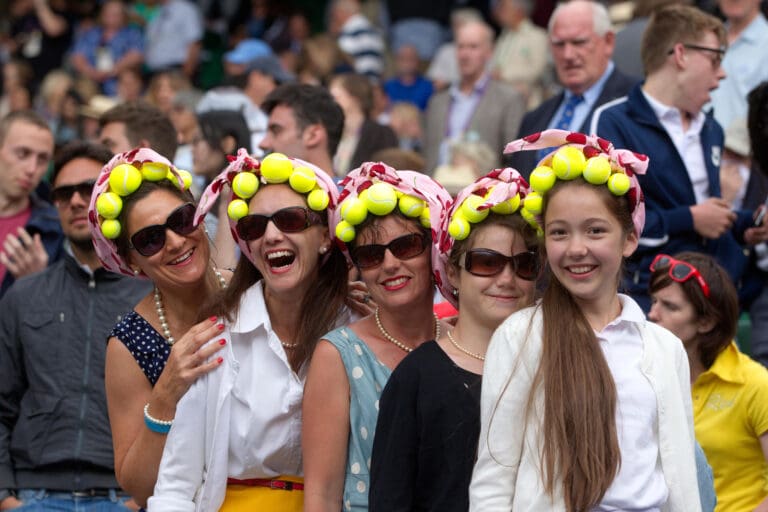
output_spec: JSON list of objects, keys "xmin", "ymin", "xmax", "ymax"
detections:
[
  {"xmin": 154, "ymin": 268, "xmax": 227, "ymax": 346},
  {"xmin": 374, "ymin": 307, "xmax": 440, "ymax": 353},
  {"xmin": 446, "ymin": 330, "xmax": 485, "ymax": 361}
]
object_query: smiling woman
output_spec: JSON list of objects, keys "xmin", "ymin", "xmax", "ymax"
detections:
[
  {"xmin": 87, "ymin": 148, "xmax": 231, "ymax": 508},
  {"xmin": 302, "ymin": 162, "xmax": 451, "ymax": 512},
  {"xmin": 146, "ymin": 149, "xmax": 351, "ymax": 512}
]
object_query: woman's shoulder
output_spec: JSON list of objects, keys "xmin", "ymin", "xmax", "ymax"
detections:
[{"xmin": 111, "ymin": 311, "xmax": 166, "ymax": 351}]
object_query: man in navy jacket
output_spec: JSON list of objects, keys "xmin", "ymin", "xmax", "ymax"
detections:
[{"xmin": 591, "ymin": 5, "xmax": 765, "ymax": 310}]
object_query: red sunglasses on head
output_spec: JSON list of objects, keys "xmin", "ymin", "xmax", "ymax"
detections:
[{"xmin": 649, "ymin": 254, "xmax": 710, "ymax": 298}]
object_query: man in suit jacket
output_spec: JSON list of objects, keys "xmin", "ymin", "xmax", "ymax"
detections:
[
  {"xmin": 509, "ymin": 0, "xmax": 638, "ymax": 178},
  {"xmin": 424, "ymin": 20, "xmax": 525, "ymax": 174}
]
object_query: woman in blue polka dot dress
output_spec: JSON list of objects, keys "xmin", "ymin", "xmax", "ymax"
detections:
[
  {"xmin": 88, "ymin": 148, "xmax": 231, "ymax": 507},
  {"xmin": 302, "ymin": 162, "xmax": 451, "ymax": 512}
]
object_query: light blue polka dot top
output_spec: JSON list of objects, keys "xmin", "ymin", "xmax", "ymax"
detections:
[{"xmin": 324, "ymin": 326, "xmax": 392, "ymax": 512}]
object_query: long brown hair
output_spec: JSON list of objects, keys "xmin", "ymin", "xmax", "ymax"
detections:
[
  {"xmin": 534, "ymin": 179, "xmax": 635, "ymax": 510},
  {"xmin": 201, "ymin": 200, "xmax": 349, "ymax": 370}
]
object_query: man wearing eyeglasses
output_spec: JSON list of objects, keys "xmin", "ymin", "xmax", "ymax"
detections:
[
  {"xmin": 0, "ymin": 110, "xmax": 61, "ymax": 298},
  {"xmin": 591, "ymin": 5, "xmax": 755, "ymax": 311},
  {"xmin": 0, "ymin": 141, "xmax": 150, "ymax": 510}
]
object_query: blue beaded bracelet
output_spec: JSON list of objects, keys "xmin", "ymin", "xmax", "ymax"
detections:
[{"xmin": 143, "ymin": 403, "xmax": 173, "ymax": 434}]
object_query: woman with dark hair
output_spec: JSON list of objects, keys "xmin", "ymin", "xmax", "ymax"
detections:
[
  {"xmin": 147, "ymin": 150, "xmax": 351, "ymax": 511},
  {"xmin": 369, "ymin": 168, "xmax": 540, "ymax": 512},
  {"xmin": 648, "ymin": 251, "xmax": 768, "ymax": 512},
  {"xmin": 303, "ymin": 162, "xmax": 451, "ymax": 511},
  {"xmin": 89, "ymin": 149, "xmax": 229, "ymax": 507},
  {"xmin": 328, "ymin": 73, "xmax": 398, "ymax": 177}
]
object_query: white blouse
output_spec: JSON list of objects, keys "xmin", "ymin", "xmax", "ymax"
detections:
[{"xmin": 147, "ymin": 281, "xmax": 351, "ymax": 512}]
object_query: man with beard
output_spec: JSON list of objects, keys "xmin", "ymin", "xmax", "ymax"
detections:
[{"xmin": 0, "ymin": 141, "xmax": 150, "ymax": 510}]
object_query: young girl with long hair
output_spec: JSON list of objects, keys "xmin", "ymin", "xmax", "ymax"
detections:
[
  {"xmin": 369, "ymin": 167, "xmax": 540, "ymax": 511},
  {"xmin": 470, "ymin": 130, "xmax": 701, "ymax": 511}
]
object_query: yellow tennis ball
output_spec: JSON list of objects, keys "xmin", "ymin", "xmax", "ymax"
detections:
[
  {"xmin": 358, "ymin": 189, "xmax": 369, "ymax": 205},
  {"xmin": 520, "ymin": 207, "xmax": 537, "ymax": 227},
  {"xmin": 141, "ymin": 162, "xmax": 169, "ymax": 181},
  {"xmin": 583, "ymin": 156, "xmax": 612, "ymax": 185},
  {"xmin": 419, "ymin": 206, "xmax": 431, "ymax": 228},
  {"xmin": 524, "ymin": 192, "xmax": 543, "ymax": 214},
  {"xmin": 529, "ymin": 165, "xmax": 557, "ymax": 194},
  {"xmin": 340, "ymin": 197, "xmax": 368, "ymax": 225},
  {"xmin": 448, "ymin": 216, "xmax": 471, "ymax": 240},
  {"xmin": 109, "ymin": 164, "xmax": 142, "ymax": 196},
  {"xmin": 260, "ymin": 153, "xmax": 293, "ymax": 183},
  {"xmin": 307, "ymin": 189, "xmax": 330, "ymax": 211},
  {"xmin": 365, "ymin": 183, "xmax": 397, "ymax": 216},
  {"xmin": 232, "ymin": 172, "xmax": 259, "ymax": 199},
  {"xmin": 335, "ymin": 220, "xmax": 356, "ymax": 242},
  {"xmin": 96, "ymin": 192, "xmax": 123, "ymax": 219},
  {"xmin": 460, "ymin": 194, "xmax": 489, "ymax": 223},
  {"xmin": 288, "ymin": 166, "xmax": 317, "ymax": 193},
  {"xmin": 101, "ymin": 219, "xmax": 121, "ymax": 239},
  {"xmin": 607, "ymin": 173, "xmax": 631, "ymax": 196},
  {"xmin": 171, "ymin": 169, "xmax": 193, "ymax": 190},
  {"xmin": 552, "ymin": 147, "xmax": 586, "ymax": 180},
  {"xmin": 490, "ymin": 193, "xmax": 521, "ymax": 214},
  {"xmin": 227, "ymin": 199, "xmax": 249, "ymax": 220},
  {"xmin": 398, "ymin": 195, "xmax": 424, "ymax": 218}
]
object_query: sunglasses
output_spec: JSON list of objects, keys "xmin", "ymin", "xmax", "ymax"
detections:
[
  {"xmin": 236, "ymin": 206, "xmax": 323, "ymax": 241},
  {"xmin": 129, "ymin": 203, "xmax": 198, "ymax": 257},
  {"xmin": 51, "ymin": 180, "xmax": 96, "ymax": 205},
  {"xmin": 649, "ymin": 254, "xmax": 710, "ymax": 298},
  {"xmin": 462, "ymin": 249, "xmax": 540, "ymax": 280},
  {"xmin": 351, "ymin": 233, "xmax": 429, "ymax": 269}
]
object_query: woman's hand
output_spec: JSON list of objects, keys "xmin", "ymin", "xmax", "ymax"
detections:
[
  {"xmin": 346, "ymin": 280, "xmax": 376, "ymax": 317},
  {"xmin": 0, "ymin": 496, "xmax": 23, "ymax": 510},
  {"xmin": 155, "ymin": 317, "xmax": 226, "ymax": 404}
]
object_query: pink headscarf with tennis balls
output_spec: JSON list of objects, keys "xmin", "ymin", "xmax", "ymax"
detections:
[
  {"xmin": 195, "ymin": 148, "xmax": 340, "ymax": 264},
  {"xmin": 504, "ymin": 129, "xmax": 648, "ymax": 237},
  {"xmin": 89, "ymin": 147, "xmax": 189, "ymax": 278},
  {"xmin": 436, "ymin": 167, "xmax": 532, "ymax": 307},
  {"xmin": 336, "ymin": 161, "xmax": 452, "ymax": 293}
]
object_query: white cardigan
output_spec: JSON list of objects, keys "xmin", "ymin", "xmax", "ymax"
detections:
[{"xmin": 469, "ymin": 303, "xmax": 702, "ymax": 512}]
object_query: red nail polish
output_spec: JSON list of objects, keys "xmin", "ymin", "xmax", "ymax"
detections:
[
  {"xmin": 217, "ymin": 356, "xmax": 224, "ymax": 364},
  {"xmin": 217, "ymin": 323, "xmax": 225, "ymax": 330},
  {"xmin": 209, "ymin": 316, "xmax": 218, "ymax": 322},
  {"xmin": 219, "ymin": 338, "xmax": 226, "ymax": 345}
]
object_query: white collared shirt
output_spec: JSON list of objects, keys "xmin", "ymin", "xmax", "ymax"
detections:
[
  {"xmin": 594, "ymin": 295, "xmax": 668, "ymax": 511},
  {"xmin": 643, "ymin": 90, "xmax": 710, "ymax": 203}
]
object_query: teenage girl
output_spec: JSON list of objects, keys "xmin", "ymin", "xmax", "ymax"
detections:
[
  {"xmin": 469, "ymin": 130, "xmax": 701, "ymax": 511},
  {"xmin": 369, "ymin": 168, "xmax": 540, "ymax": 511}
]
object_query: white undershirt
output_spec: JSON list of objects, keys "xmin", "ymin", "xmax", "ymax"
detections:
[
  {"xmin": 643, "ymin": 91, "xmax": 710, "ymax": 204},
  {"xmin": 593, "ymin": 295, "xmax": 669, "ymax": 511}
]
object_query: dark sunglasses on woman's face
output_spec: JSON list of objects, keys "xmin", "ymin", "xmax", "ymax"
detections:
[
  {"xmin": 462, "ymin": 249, "xmax": 540, "ymax": 281},
  {"xmin": 351, "ymin": 233, "xmax": 430, "ymax": 269},
  {"xmin": 129, "ymin": 203, "xmax": 198, "ymax": 257},
  {"xmin": 236, "ymin": 206, "xmax": 323, "ymax": 241},
  {"xmin": 649, "ymin": 253, "xmax": 711, "ymax": 298},
  {"xmin": 51, "ymin": 180, "xmax": 97, "ymax": 205}
]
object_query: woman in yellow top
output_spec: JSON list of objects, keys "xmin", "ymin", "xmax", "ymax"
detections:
[{"xmin": 649, "ymin": 251, "xmax": 768, "ymax": 512}]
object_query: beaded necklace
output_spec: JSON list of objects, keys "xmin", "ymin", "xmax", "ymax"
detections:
[
  {"xmin": 446, "ymin": 329, "xmax": 485, "ymax": 361},
  {"xmin": 154, "ymin": 268, "xmax": 227, "ymax": 346},
  {"xmin": 374, "ymin": 307, "xmax": 440, "ymax": 353}
]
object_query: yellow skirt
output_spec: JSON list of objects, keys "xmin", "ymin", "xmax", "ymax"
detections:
[{"xmin": 219, "ymin": 475, "xmax": 303, "ymax": 512}]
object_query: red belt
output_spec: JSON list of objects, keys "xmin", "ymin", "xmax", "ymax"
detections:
[{"xmin": 226, "ymin": 478, "xmax": 304, "ymax": 491}]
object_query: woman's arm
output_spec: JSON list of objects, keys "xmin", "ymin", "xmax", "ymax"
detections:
[
  {"xmin": 303, "ymin": 340, "xmax": 351, "ymax": 512},
  {"xmin": 106, "ymin": 318, "xmax": 224, "ymax": 506},
  {"xmin": 755, "ymin": 433, "xmax": 768, "ymax": 512}
]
